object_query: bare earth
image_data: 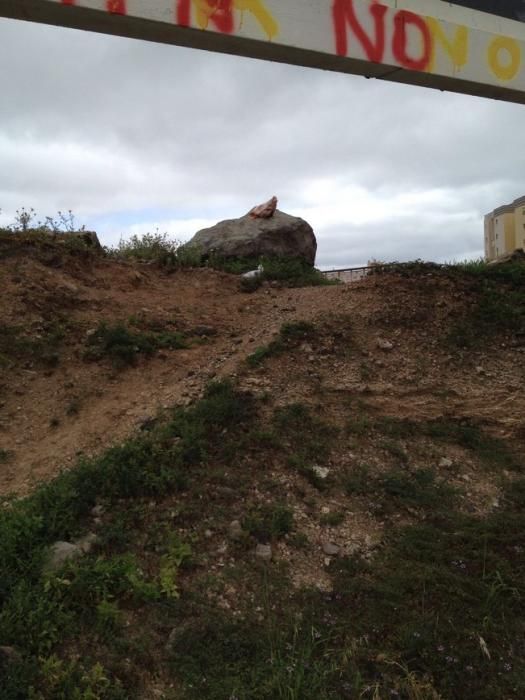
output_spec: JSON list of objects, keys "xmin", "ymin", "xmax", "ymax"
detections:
[{"xmin": 1, "ymin": 246, "xmax": 524, "ymax": 503}]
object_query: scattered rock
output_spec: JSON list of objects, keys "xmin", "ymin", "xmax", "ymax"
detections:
[
  {"xmin": 76, "ymin": 532, "xmax": 98, "ymax": 554},
  {"xmin": 166, "ymin": 622, "xmax": 193, "ymax": 652},
  {"xmin": 312, "ymin": 465, "xmax": 330, "ymax": 480},
  {"xmin": 45, "ymin": 532, "xmax": 98, "ymax": 572},
  {"xmin": 0, "ymin": 646, "xmax": 21, "ymax": 666},
  {"xmin": 45, "ymin": 541, "xmax": 82, "ymax": 572},
  {"xmin": 377, "ymin": 338, "xmax": 394, "ymax": 351},
  {"xmin": 439, "ymin": 457, "xmax": 453, "ymax": 468},
  {"xmin": 322, "ymin": 541, "xmax": 340, "ymax": 557},
  {"xmin": 255, "ymin": 543, "xmax": 272, "ymax": 562},
  {"xmin": 228, "ymin": 520, "xmax": 244, "ymax": 541},
  {"xmin": 135, "ymin": 415, "xmax": 157, "ymax": 431},
  {"xmin": 91, "ymin": 504, "xmax": 105, "ymax": 517},
  {"xmin": 192, "ymin": 325, "xmax": 218, "ymax": 337}
]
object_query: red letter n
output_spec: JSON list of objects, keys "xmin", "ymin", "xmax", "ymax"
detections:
[{"xmin": 332, "ymin": 0, "xmax": 387, "ymax": 61}]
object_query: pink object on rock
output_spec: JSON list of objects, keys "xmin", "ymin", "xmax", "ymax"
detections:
[{"xmin": 248, "ymin": 196, "xmax": 278, "ymax": 219}]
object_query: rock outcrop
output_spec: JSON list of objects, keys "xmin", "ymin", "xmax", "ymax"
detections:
[{"xmin": 186, "ymin": 210, "xmax": 317, "ymax": 266}]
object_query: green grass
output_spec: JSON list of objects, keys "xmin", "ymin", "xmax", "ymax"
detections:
[
  {"xmin": 243, "ymin": 504, "xmax": 294, "ymax": 542},
  {"xmin": 167, "ymin": 472, "xmax": 525, "ymax": 698},
  {"xmin": 84, "ymin": 321, "xmax": 187, "ymax": 367},
  {"xmin": 272, "ymin": 403, "xmax": 337, "ymax": 490},
  {"xmin": 2, "ymin": 378, "xmax": 524, "ymax": 699},
  {"xmin": 447, "ymin": 278, "xmax": 525, "ymax": 348},
  {"xmin": 379, "ymin": 467, "xmax": 457, "ymax": 513},
  {"xmin": 368, "ymin": 414, "xmax": 521, "ymax": 474},
  {"xmin": 343, "ymin": 463, "xmax": 372, "ymax": 496},
  {"xmin": 0, "ymin": 380, "xmax": 259, "ymax": 698},
  {"xmin": 111, "ymin": 231, "xmax": 202, "ymax": 269},
  {"xmin": 329, "ymin": 478, "xmax": 525, "ymax": 699},
  {"xmin": 319, "ymin": 511, "xmax": 345, "ymax": 527},
  {"xmin": 368, "ymin": 257, "xmax": 525, "ymax": 348},
  {"xmin": 0, "ymin": 321, "xmax": 65, "ymax": 368}
]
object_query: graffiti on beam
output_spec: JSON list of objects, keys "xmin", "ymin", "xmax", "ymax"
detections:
[
  {"xmin": 57, "ymin": 0, "xmax": 524, "ymax": 86},
  {"xmin": 177, "ymin": 1, "xmax": 279, "ymax": 40},
  {"xmin": 332, "ymin": 0, "xmax": 522, "ymax": 82}
]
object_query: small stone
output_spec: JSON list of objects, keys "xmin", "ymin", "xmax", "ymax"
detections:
[
  {"xmin": 192, "ymin": 325, "xmax": 217, "ymax": 337},
  {"xmin": 322, "ymin": 541, "xmax": 340, "ymax": 557},
  {"xmin": 439, "ymin": 457, "xmax": 453, "ymax": 468},
  {"xmin": 255, "ymin": 543, "xmax": 272, "ymax": 562},
  {"xmin": 312, "ymin": 465, "xmax": 330, "ymax": 480},
  {"xmin": 166, "ymin": 622, "xmax": 192, "ymax": 651},
  {"xmin": 0, "ymin": 646, "xmax": 21, "ymax": 665},
  {"xmin": 244, "ymin": 377, "xmax": 264, "ymax": 386},
  {"xmin": 475, "ymin": 366, "xmax": 485, "ymax": 374},
  {"xmin": 377, "ymin": 338, "xmax": 394, "ymax": 351},
  {"xmin": 91, "ymin": 504, "xmax": 105, "ymax": 517},
  {"xmin": 204, "ymin": 529, "xmax": 213, "ymax": 538},
  {"xmin": 135, "ymin": 415, "xmax": 156, "ymax": 431},
  {"xmin": 45, "ymin": 541, "xmax": 82, "ymax": 572},
  {"xmin": 228, "ymin": 520, "xmax": 244, "ymax": 541},
  {"xmin": 75, "ymin": 532, "xmax": 98, "ymax": 554}
]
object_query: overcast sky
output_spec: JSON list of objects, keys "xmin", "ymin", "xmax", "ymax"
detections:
[{"xmin": 1, "ymin": 17, "xmax": 525, "ymax": 268}]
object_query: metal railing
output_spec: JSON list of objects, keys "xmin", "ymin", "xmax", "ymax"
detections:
[{"xmin": 321, "ymin": 266, "xmax": 369, "ymax": 283}]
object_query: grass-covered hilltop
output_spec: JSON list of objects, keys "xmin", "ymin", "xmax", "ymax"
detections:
[{"xmin": 1, "ymin": 229, "xmax": 524, "ymax": 699}]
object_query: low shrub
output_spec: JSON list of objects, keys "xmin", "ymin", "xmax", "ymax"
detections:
[
  {"xmin": 84, "ymin": 321, "xmax": 186, "ymax": 367},
  {"xmin": 112, "ymin": 232, "xmax": 202, "ymax": 269}
]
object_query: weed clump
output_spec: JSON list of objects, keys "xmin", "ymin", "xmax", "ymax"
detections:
[
  {"xmin": 111, "ymin": 231, "xmax": 202, "ymax": 269},
  {"xmin": 243, "ymin": 504, "xmax": 294, "ymax": 543},
  {"xmin": 273, "ymin": 403, "xmax": 336, "ymax": 489},
  {"xmin": 0, "ymin": 322, "xmax": 64, "ymax": 368},
  {"xmin": 84, "ymin": 321, "xmax": 186, "ymax": 367}
]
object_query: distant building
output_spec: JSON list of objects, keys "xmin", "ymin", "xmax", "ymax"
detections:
[{"xmin": 484, "ymin": 195, "xmax": 525, "ymax": 261}]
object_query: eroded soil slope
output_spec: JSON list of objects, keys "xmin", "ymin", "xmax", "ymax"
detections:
[{"xmin": 1, "ymin": 241, "xmax": 524, "ymax": 497}]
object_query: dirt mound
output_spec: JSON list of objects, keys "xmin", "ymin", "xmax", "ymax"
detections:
[
  {"xmin": 2, "ymin": 236, "xmax": 525, "ymax": 699},
  {"xmin": 1, "ymin": 239, "xmax": 524, "ymax": 496}
]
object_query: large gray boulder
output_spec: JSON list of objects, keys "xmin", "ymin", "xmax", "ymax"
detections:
[{"xmin": 186, "ymin": 210, "xmax": 317, "ymax": 266}]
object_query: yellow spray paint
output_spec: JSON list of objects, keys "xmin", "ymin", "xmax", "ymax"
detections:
[
  {"xmin": 426, "ymin": 17, "xmax": 469, "ymax": 73},
  {"xmin": 488, "ymin": 35, "xmax": 521, "ymax": 81},
  {"xmin": 190, "ymin": 0, "xmax": 278, "ymax": 40}
]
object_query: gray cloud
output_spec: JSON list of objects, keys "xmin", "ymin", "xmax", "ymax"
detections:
[{"xmin": 1, "ymin": 16, "xmax": 524, "ymax": 266}]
